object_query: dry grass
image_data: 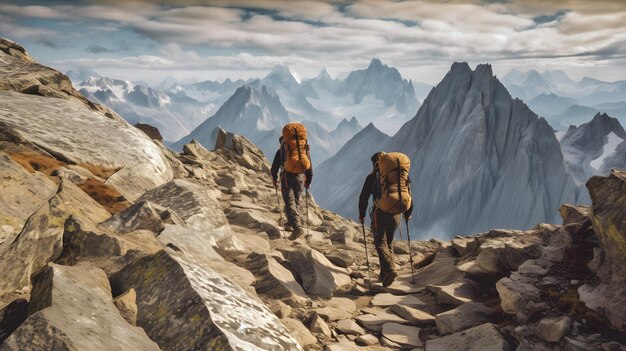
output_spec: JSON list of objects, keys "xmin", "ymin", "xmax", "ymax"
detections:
[
  {"xmin": 8, "ymin": 151, "xmax": 129, "ymax": 214},
  {"xmin": 77, "ymin": 178, "xmax": 130, "ymax": 214},
  {"xmin": 9, "ymin": 151, "xmax": 66, "ymax": 176},
  {"xmin": 78, "ymin": 163, "xmax": 120, "ymax": 179}
]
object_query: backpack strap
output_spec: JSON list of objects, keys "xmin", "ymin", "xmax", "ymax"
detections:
[
  {"xmin": 397, "ymin": 159, "xmax": 404, "ymax": 214},
  {"xmin": 294, "ymin": 127, "xmax": 302, "ymax": 161}
]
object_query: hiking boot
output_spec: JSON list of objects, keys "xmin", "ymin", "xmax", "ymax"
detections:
[
  {"xmin": 288, "ymin": 226, "xmax": 304, "ymax": 240},
  {"xmin": 382, "ymin": 271, "xmax": 397, "ymax": 287},
  {"xmin": 284, "ymin": 224, "xmax": 293, "ymax": 231}
]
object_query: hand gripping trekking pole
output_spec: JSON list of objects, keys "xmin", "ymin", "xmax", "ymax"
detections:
[
  {"xmin": 405, "ymin": 218, "xmax": 415, "ymax": 285},
  {"xmin": 275, "ymin": 187, "xmax": 287, "ymax": 243},
  {"xmin": 361, "ymin": 223, "xmax": 373, "ymax": 290}
]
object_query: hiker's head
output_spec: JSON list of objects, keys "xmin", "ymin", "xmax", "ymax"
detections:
[{"xmin": 371, "ymin": 152, "xmax": 385, "ymax": 170}]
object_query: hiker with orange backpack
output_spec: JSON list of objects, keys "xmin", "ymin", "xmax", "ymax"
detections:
[
  {"xmin": 271, "ymin": 123, "xmax": 313, "ymax": 240},
  {"xmin": 358, "ymin": 152, "xmax": 413, "ymax": 287}
]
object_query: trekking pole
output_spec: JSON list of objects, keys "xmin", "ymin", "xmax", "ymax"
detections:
[
  {"xmin": 275, "ymin": 187, "xmax": 287, "ymax": 243},
  {"xmin": 361, "ymin": 223, "xmax": 373, "ymax": 290},
  {"xmin": 405, "ymin": 218, "xmax": 415, "ymax": 285},
  {"xmin": 305, "ymin": 188, "xmax": 310, "ymax": 239}
]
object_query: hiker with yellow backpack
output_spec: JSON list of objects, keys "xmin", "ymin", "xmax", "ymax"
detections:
[
  {"xmin": 271, "ymin": 123, "xmax": 313, "ymax": 240},
  {"xmin": 359, "ymin": 152, "xmax": 413, "ymax": 287}
]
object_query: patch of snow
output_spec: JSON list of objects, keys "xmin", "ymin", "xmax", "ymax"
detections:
[{"xmin": 590, "ymin": 132, "xmax": 623, "ymax": 170}]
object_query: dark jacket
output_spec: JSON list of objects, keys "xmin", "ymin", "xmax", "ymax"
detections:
[
  {"xmin": 358, "ymin": 172, "xmax": 413, "ymax": 218},
  {"xmin": 271, "ymin": 149, "xmax": 313, "ymax": 187}
]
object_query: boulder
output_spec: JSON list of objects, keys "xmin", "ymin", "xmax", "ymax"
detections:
[
  {"xmin": 411, "ymin": 247, "xmax": 461, "ymax": 288},
  {"xmin": 559, "ymin": 204, "xmax": 591, "ymax": 225},
  {"xmin": 227, "ymin": 208, "xmax": 281, "ymax": 239},
  {"xmin": 99, "ymin": 200, "xmax": 182, "ymax": 234},
  {"xmin": 0, "ymin": 180, "xmax": 110, "ymax": 306},
  {"xmin": 336, "ymin": 319, "xmax": 366, "ymax": 335},
  {"xmin": 110, "ymin": 249, "xmax": 302, "ymax": 350},
  {"xmin": 285, "ymin": 248, "xmax": 351, "ymax": 297},
  {"xmin": 355, "ymin": 334, "xmax": 379, "ymax": 346},
  {"xmin": 425, "ymin": 323, "xmax": 509, "ymax": 351},
  {"xmin": 214, "ymin": 129, "xmax": 270, "ymax": 173},
  {"xmin": 582, "ymin": 170, "xmax": 626, "ymax": 332},
  {"xmin": 0, "ymin": 91, "xmax": 174, "ymax": 201},
  {"xmin": 435, "ymin": 302, "xmax": 493, "ymax": 335},
  {"xmin": 265, "ymin": 300, "xmax": 292, "ymax": 319},
  {"xmin": 536, "ymin": 316, "xmax": 572, "ymax": 343},
  {"xmin": 389, "ymin": 305, "xmax": 435, "ymax": 326},
  {"xmin": 316, "ymin": 297, "xmax": 357, "ymax": 321},
  {"xmin": 308, "ymin": 312, "xmax": 332, "ymax": 337},
  {"xmin": 246, "ymin": 252, "xmax": 309, "ymax": 306},
  {"xmin": 113, "ymin": 289, "xmax": 138, "ymax": 326},
  {"xmin": 325, "ymin": 249, "xmax": 355, "ymax": 268},
  {"xmin": 0, "ymin": 152, "xmax": 57, "ymax": 247},
  {"xmin": 134, "ymin": 123, "xmax": 163, "ymax": 142},
  {"xmin": 138, "ymin": 179, "xmax": 238, "ymax": 250},
  {"xmin": 371, "ymin": 293, "xmax": 428, "ymax": 309},
  {"xmin": 426, "ymin": 280, "xmax": 479, "ymax": 306},
  {"xmin": 2, "ymin": 263, "xmax": 159, "ymax": 351},
  {"xmin": 0, "ymin": 38, "xmax": 35, "ymax": 63},
  {"xmin": 381, "ymin": 323, "xmax": 422, "ymax": 349},
  {"xmin": 496, "ymin": 272, "xmax": 540, "ymax": 314},
  {"xmin": 281, "ymin": 318, "xmax": 317, "ymax": 347}
]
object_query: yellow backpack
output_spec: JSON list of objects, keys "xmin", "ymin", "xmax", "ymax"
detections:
[
  {"xmin": 377, "ymin": 152, "xmax": 411, "ymax": 214},
  {"xmin": 282, "ymin": 123, "xmax": 311, "ymax": 173}
]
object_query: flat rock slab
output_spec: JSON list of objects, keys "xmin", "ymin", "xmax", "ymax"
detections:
[
  {"xmin": 230, "ymin": 200, "xmax": 268, "ymax": 212},
  {"xmin": 426, "ymin": 280, "xmax": 478, "ymax": 306},
  {"xmin": 435, "ymin": 302, "xmax": 492, "ymax": 335},
  {"xmin": 286, "ymin": 247, "xmax": 351, "ymax": 297},
  {"xmin": 355, "ymin": 310, "xmax": 409, "ymax": 333},
  {"xmin": 0, "ymin": 91, "xmax": 173, "ymax": 200},
  {"xmin": 371, "ymin": 293, "xmax": 428, "ymax": 308},
  {"xmin": 317, "ymin": 297, "xmax": 357, "ymax": 321},
  {"xmin": 111, "ymin": 249, "xmax": 302, "ymax": 351},
  {"xmin": 389, "ymin": 304, "xmax": 435, "ymax": 325},
  {"xmin": 246, "ymin": 252, "xmax": 309, "ymax": 306},
  {"xmin": 336, "ymin": 319, "xmax": 366, "ymax": 335},
  {"xmin": 381, "ymin": 322, "xmax": 422, "ymax": 348},
  {"xmin": 425, "ymin": 323, "xmax": 509, "ymax": 351},
  {"xmin": 2, "ymin": 263, "xmax": 159, "ymax": 351}
]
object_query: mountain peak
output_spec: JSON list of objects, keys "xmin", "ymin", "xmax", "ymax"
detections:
[
  {"xmin": 317, "ymin": 67, "xmax": 332, "ymax": 81},
  {"xmin": 268, "ymin": 64, "xmax": 302, "ymax": 84},
  {"xmin": 450, "ymin": 62, "xmax": 472, "ymax": 75},
  {"xmin": 368, "ymin": 58, "xmax": 384, "ymax": 69}
]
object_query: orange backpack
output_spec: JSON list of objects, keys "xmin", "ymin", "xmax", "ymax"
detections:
[
  {"xmin": 377, "ymin": 152, "xmax": 411, "ymax": 214},
  {"xmin": 282, "ymin": 123, "xmax": 311, "ymax": 174}
]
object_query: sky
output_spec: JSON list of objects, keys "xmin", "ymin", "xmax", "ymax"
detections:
[{"xmin": 1, "ymin": 0, "xmax": 626, "ymax": 86}]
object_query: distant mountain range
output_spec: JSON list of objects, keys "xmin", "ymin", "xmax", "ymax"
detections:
[
  {"xmin": 502, "ymin": 69, "xmax": 626, "ymax": 129},
  {"xmin": 314, "ymin": 62, "xmax": 584, "ymax": 239}
]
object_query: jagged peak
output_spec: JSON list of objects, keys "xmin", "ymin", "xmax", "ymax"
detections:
[
  {"xmin": 449, "ymin": 62, "xmax": 472, "ymax": 75},
  {"xmin": 368, "ymin": 58, "xmax": 383, "ymax": 68},
  {"xmin": 318, "ymin": 67, "xmax": 332, "ymax": 80},
  {"xmin": 267, "ymin": 64, "xmax": 302, "ymax": 84}
]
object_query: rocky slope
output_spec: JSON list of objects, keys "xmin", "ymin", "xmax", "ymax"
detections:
[{"xmin": 1, "ymin": 38, "xmax": 625, "ymax": 351}]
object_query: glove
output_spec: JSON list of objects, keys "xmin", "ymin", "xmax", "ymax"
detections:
[
  {"xmin": 359, "ymin": 216, "xmax": 365, "ymax": 224},
  {"xmin": 273, "ymin": 180, "xmax": 278, "ymax": 189},
  {"xmin": 404, "ymin": 214, "xmax": 411, "ymax": 222},
  {"xmin": 304, "ymin": 182, "xmax": 310, "ymax": 189}
]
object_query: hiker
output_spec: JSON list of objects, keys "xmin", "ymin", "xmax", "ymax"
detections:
[
  {"xmin": 271, "ymin": 123, "xmax": 313, "ymax": 240},
  {"xmin": 358, "ymin": 152, "xmax": 413, "ymax": 287}
]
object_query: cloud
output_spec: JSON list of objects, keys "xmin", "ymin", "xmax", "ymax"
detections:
[{"xmin": 86, "ymin": 44, "xmax": 116, "ymax": 54}]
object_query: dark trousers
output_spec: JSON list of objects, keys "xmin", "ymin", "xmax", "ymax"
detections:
[
  {"xmin": 281, "ymin": 172, "xmax": 303, "ymax": 229},
  {"xmin": 371, "ymin": 207, "xmax": 399, "ymax": 277}
]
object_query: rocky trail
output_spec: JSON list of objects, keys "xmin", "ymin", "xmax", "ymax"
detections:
[{"xmin": 0, "ymin": 37, "xmax": 625, "ymax": 350}]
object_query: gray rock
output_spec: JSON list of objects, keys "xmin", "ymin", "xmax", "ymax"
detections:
[
  {"xmin": 389, "ymin": 304, "xmax": 435, "ymax": 326},
  {"xmin": 435, "ymin": 302, "xmax": 493, "ymax": 335},
  {"xmin": 308, "ymin": 312, "xmax": 332, "ymax": 337},
  {"xmin": 496, "ymin": 272, "xmax": 541, "ymax": 314},
  {"xmin": 2, "ymin": 263, "xmax": 159, "ymax": 351},
  {"xmin": 325, "ymin": 249, "xmax": 355, "ymax": 268},
  {"xmin": 425, "ymin": 323, "xmax": 509, "ymax": 351},
  {"xmin": 138, "ymin": 179, "xmax": 239, "ymax": 250},
  {"xmin": 381, "ymin": 322, "xmax": 422, "ymax": 348},
  {"xmin": 316, "ymin": 297, "xmax": 357, "ymax": 321},
  {"xmin": 0, "ymin": 298, "xmax": 28, "ymax": 344},
  {"xmin": 0, "ymin": 152, "xmax": 57, "ymax": 245},
  {"xmin": 355, "ymin": 310, "xmax": 410, "ymax": 333},
  {"xmin": 559, "ymin": 204, "xmax": 591, "ymax": 225},
  {"xmin": 266, "ymin": 300, "xmax": 292, "ymax": 319},
  {"xmin": 98, "ymin": 200, "xmax": 181, "ymax": 234},
  {"xmin": 426, "ymin": 280, "xmax": 479, "ymax": 306},
  {"xmin": 110, "ymin": 250, "xmax": 302, "ymax": 350},
  {"xmin": 336, "ymin": 319, "xmax": 366, "ymax": 335},
  {"xmin": 536, "ymin": 316, "xmax": 572, "ymax": 343},
  {"xmin": 246, "ymin": 252, "xmax": 309, "ymax": 307},
  {"xmin": 0, "ymin": 91, "xmax": 174, "ymax": 201},
  {"xmin": 285, "ymin": 248, "xmax": 351, "ymax": 297},
  {"xmin": 281, "ymin": 318, "xmax": 317, "ymax": 347}
]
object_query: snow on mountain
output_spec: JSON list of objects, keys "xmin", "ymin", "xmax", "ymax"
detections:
[
  {"xmin": 156, "ymin": 76, "xmax": 178, "ymax": 91},
  {"xmin": 172, "ymin": 84, "xmax": 290, "ymax": 157},
  {"xmin": 314, "ymin": 62, "xmax": 580, "ymax": 239},
  {"xmin": 66, "ymin": 68, "xmax": 100, "ymax": 83},
  {"xmin": 560, "ymin": 113, "xmax": 626, "ymax": 187},
  {"xmin": 77, "ymin": 77, "xmax": 213, "ymax": 142}
]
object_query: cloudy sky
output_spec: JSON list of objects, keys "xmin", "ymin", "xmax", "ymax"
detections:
[{"xmin": 1, "ymin": 0, "xmax": 625, "ymax": 85}]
